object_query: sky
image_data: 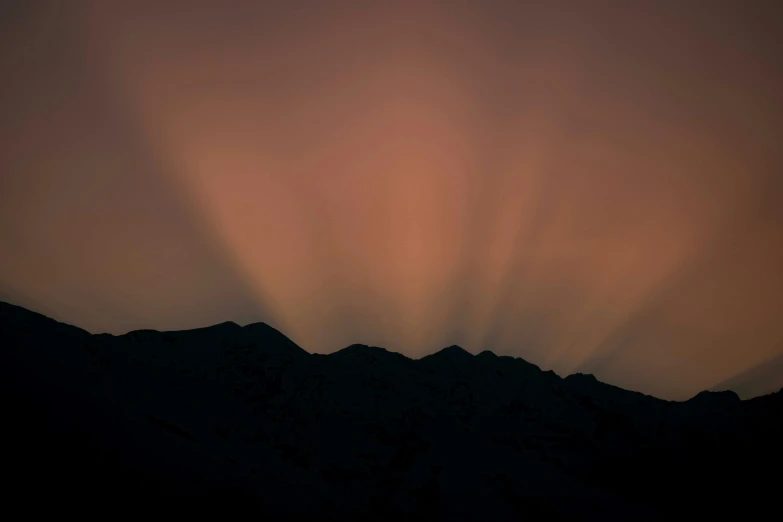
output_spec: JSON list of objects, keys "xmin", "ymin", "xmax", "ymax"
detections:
[{"xmin": 1, "ymin": 0, "xmax": 782, "ymax": 400}]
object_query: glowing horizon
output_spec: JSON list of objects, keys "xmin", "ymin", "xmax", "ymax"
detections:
[{"xmin": 1, "ymin": 0, "xmax": 782, "ymax": 400}]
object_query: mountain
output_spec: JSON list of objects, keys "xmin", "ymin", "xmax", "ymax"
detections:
[
  {"xmin": 1, "ymin": 300, "xmax": 781, "ymax": 520},
  {"xmin": 713, "ymin": 351, "xmax": 783, "ymax": 399}
]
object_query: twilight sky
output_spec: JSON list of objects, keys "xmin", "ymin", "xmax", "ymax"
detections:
[{"xmin": 2, "ymin": 0, "xmax": 782, "ymax": 400}]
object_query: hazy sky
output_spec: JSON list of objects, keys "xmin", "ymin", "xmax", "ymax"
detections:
[{"xmin": 2, "ymin": 0, "xmax": 782, "ymax": 400}]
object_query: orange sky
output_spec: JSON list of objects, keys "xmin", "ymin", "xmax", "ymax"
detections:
[{"xmin": 1, "ymin": 0, "xmax": 782, "ymax": 399}]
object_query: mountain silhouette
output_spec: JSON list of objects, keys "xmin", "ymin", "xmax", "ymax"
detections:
[
  {"xmin": 1, "ymin": 300, "xmax": 781, "ymax": 520},
  {"xmin": 713, "ymin": 350, "xmax": 783, "ymax": 399}
]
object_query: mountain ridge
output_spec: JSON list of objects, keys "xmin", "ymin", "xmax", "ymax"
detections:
[
  {"xmin": 1, "ymin": 300, "xmax": 781, "ymax": 520},
  {"xmin": 0, "ymin": 300, "xmax": 768, "ymax": 403}
]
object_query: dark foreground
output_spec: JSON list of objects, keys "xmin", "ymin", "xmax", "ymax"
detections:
[{"xmin": 1, "ymin": 301, "xmax": 781, "ymax": 520}]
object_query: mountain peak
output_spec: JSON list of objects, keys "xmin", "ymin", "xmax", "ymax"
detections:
[
  {"xmin": 687, "ymin": 389, "xmax": 741, "ymax": 404},
  {"xmin": 242, "ymin": 321, "xmax": 294, "ymax": 339},
  {"xmin": 213, "ymin": 320, "xmax": 241, "ymax": 329},
  {"xmin": 188, "ymin": 320, "xmax": 243, "ymax": 335},
  {"xmin": 340, "ymin": 343, "xmax": 373, "ymax": 352},
  {"xmin": 439, "ymin": 344, "xmax": 472, "ymax": 356},
  {"xmin": 243, "ymin": 321, "xmax": 276, "ymax": 332},
  {"xmin": 476, "ymin": 350, "xmax": 497, "ymax": 359},
  {"xmin": 567, "ymin": 372, "xmax": 598, "ymax": 381},
  {"xmin": 242, "ymin": 322, "xmax": 306, "ymax": 354},
  {"xmin": 333, "ymin": 344, "xmax": 409, "ymax": 364},
  {"xmin": 335, "ymin": 343, "xmax": 384, "ymax": 357},
  {"xmin": 420, "ymin": 345, "xmax": 473, "ymax": 364}
]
